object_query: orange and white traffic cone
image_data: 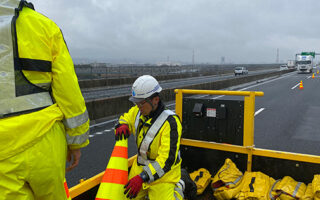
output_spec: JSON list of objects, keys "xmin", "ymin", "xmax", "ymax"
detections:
[
  {"xmin": 312, "ymin": 73, "xmax": 315, "ymax": 79},
  {"xmin": 299, "ymin": 81, "xmax": 304, "ymax": 90},
  {"xmin": 64, "ymin": 178, "xmax": 72, "ymax": 200},
  {"xmin": 95, "ymin": 139, "xmax": 128, "ymax": 200}
]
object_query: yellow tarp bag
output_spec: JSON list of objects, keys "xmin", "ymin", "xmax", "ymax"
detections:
[
  {"xmin": 237, "ymin": 171, "xmax": 275, "ymax": 200},
  {"xmin": 301, "ymin": 183, "xmax": 313, "ymax": 200},
  {"xmin": 189, "ymin": 168, "xmax": 212, "ymax": 195},
  {"xmin": 273, "ymin": 176, "xmax": 306, "ymax": 200},
  {"xmin": 312, "ymin": 174, "xmax": 320, "ymax": 200},
  {"xmin": 211, "ymin": 158, "xmax": 244, "ymax": 200}
]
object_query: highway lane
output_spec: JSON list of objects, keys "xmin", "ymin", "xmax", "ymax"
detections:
[
  {"xmin": 66, "ymin": 70, "xmax": 317, "ymax": 187},
  {"xmin": 81, "ymin": 69, "xmax": 276, "ymax": 100}
]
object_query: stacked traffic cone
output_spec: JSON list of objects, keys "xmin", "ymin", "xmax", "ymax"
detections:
[
  {"xmin": 95, "ymin": 139, "xmax": 128, "ymax": 200},
  {"xmin": 64, "ymin": 178, "xmax": 72, "ymax": 200},
  {"xmin": 312, "ymin": 73, "xmax": 315, "ymax": 79},
  {"xmin": 317, "ymin": 70, "xmax": 319, "ymax": 74},
  {"xmin": 299, "ymin": 81, "xmax": 304, "ymax": 90}
]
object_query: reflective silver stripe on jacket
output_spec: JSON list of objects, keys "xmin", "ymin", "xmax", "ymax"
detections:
[
  {"xmin": 63, "ymin": 109, "xmax": 89, "ymax": 129},
  {"xmin": 138, "ymin": 110, "xmax": 175, "ymax": 160},
  {"xmin": 66, "ymin": 129, "xmax": 90, "ymax": 145},
  {"xmin": 0, "ymin": 1, "xmax": 53, "ymax": 117},
  {"xmin": 269, "ymin": 179, "xmax": 280, "ymax": 200},
  {"xmin": 174, "ymin": 180, "xmax": 184, "ymax": 199},
  {"xmin": 134, "ymin": 111, "xmax": 140, "ymax": 135},
  {"xmin": 292, "ymin": 182, "xmax": 302, "ymax": 197},
  {"xmin": 142, "ymin": 160, "xmax": 165, "ymax": 182}
]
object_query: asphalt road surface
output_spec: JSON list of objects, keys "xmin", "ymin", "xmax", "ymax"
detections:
[{"xmin": 66, "ymin": 70, "xmax": 320, "ymax": 187}]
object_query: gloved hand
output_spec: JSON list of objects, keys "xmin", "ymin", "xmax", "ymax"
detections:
[
  {"xmin": 124, "ymin": 175, "xmax": 144, "ymax": 199},
  {"xmin": 115, "ymin": 124, "xmax": 130, "ymax": 140}
]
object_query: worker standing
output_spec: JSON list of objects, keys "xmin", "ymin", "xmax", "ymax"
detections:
[
  {"xmin": 115, "ymin": 75, "xmax": 183, "ymax": 199},
  {"xmin": 0, "ymin": 1, "xmax": 89, "ymax": 200}
]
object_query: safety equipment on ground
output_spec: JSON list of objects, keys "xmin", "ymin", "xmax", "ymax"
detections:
[
  {"xmin": 302, "ymin": 183, "xmax": 313, "ymax": 200},
  {"xmin": 312, "ymin": 175, "xmax": 320, "ymax": 200},
  {"xmin": 181, "ymin": 168, "xmax": 197, "ymax": 200},
  {"xmin": 299, "ymin": 81, "xmax": 304, "ymax": 90},
  {"xmin": 115, "ymin": 124, "xmax": 130, "ymax": 140},
  {"xmin": 124, "ymin": 174, "xmax": 144, "ymax": 199},
  {"xmin": 211, "ymin": 158, "xmax": 244, "ymax": 200},
  {"xmin": 237, "ymin": 171, "xmax": 275, "ymax": 200},
  {"xmin": 0, "ymin": 0, "xmax": 53, "ymax": 119},
  {"xmin": 129, "ymin": 75, "xmax": 162, "ymax": 103},
  {"xmin": 96, "ymin": 139, "xmax": 128, "ymax": 200},
  {"xmin": 270, "ymin": 176, "xmax": 306, "ymax": 200},
  {"xmin": 190, "ymin": 168, "xmax": 212, "ymax": 195}
]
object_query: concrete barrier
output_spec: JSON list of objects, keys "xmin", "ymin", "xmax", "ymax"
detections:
[{"xmin": 85, "ymin": 70, "xmax": 291, "ymax": 121}]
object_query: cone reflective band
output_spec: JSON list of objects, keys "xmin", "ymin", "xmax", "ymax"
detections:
[
  {"xmin": 96, "ymin": 139, "xmax": 128, "ymax": 200},
  {"xmin": 64, "ymin": 178, "xmax": 72, "ymax": 200}
]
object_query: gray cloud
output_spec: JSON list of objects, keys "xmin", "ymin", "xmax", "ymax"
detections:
[{"xmin": 31, "ymin": 0, "xmax": 320, "ymax": 64}]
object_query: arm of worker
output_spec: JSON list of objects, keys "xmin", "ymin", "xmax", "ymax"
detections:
[
  {"xmin": 51, "ymin": 25, "xmax": 90, "ymax": 171},
  {"xmin": 142, "ymin": 115, "xmax": 182, "ymax": 182},
  {"xmin": 115, "ymin": 106, "xmax": 139, "ymax": 140}
]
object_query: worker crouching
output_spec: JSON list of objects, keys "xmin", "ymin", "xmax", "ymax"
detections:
[{"xmin": 115, "ymin": 75, "xmax": 183, "ymax": 200}]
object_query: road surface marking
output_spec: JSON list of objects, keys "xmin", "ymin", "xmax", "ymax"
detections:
[
  {"xmin": 95, "ymin": 132, "xmax": 103, "ymax": 135},
  {"xmin": 291, "ymin": 83, "xmax": 300, "ymax": 90},
  {"xmin": 254, "ymin": 108, "xmax": 265, "ymax": 116},
  {"xmin": 307, "ymin": 76, "xmax": 311, "ymax": 79}
]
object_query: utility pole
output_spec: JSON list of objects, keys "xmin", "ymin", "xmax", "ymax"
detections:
[
  {"xmin": 192, "ymin": 49, "xmax": 195, "ymax": 73},
  {"xmin": 276, "ymin": 48, "xmax": 279, "ymax": 63}
]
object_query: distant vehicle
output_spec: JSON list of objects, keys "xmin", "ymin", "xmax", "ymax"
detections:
[
  {"xmin": 287, "ymin": 60, "xmax": 296, "ymax": 69},
  {"xmin": 279, "ymin": 65, "xmax": 288, "ymax": 71},
  {"xmin": 296, "ymin": 55, "xmax": 313, "ymax": 73},
  {"xmin": 234, "ymin": 67, "xmax": 248, "ymax": 76}
]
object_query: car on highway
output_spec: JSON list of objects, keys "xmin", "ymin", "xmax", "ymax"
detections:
[
  {"xmin": 234, "ymin": 66, "xmax": 248, "ymax": 76},
  {"xmin": 279, "ymin": 65, "xmax": 288, "ymax": 71}
]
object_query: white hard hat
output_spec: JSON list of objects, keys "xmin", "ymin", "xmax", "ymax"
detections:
[{"xmin": 129, "ymin": 75, "xmax": 162, "ymax": 103}]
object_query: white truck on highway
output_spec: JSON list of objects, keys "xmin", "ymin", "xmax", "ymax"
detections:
[
  {"xmin": 296, "ymin": 55, "xmax": 313, "ymax": 73},
  {"xmin": 287, "ymin": 60, "xmax": 296, "ymax": 69}
]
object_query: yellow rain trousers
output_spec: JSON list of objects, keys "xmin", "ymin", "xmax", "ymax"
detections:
[
  {"xmin": 0, "ymin": 122, "xmax": 68, "ymax": 200},
  {"xmin": 302, "ymin": 183, "xmax": 313, "ymax": 200},
  {"xmin": 211, "ymin": 158, "xmax": 244, "ymax": 200},
  {"xmin": 270, "ymin": 176, "xmax": 306, "ymax": 200},
  {"xmin": 237, "ymin": 171, "xmax": 275, "ymax": 200},
  {"xmin": 312, "ymin": 175, "xmax": 320, "ymax": 200},
  {"xmin": 190, "ymin": 168, "xmax": 212, "ymax": 195}
]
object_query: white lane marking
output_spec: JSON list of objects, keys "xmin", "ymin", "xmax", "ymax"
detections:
[
  {"xmin": 254, "ymin": 108, "xmax": 265, "ymax": 116},
  {"xmin": 307, "ymin": 76, "xmax": 311, "ymax": 79},
  {"xmin": 291, "ymin": 83, "xmax": 300, "ymax": 90},
  {"xmin": 90, "ymin": 119, "xmax": 117, "ymax": 128},
  {"xmin": 211, "ymin": 95, "xmax": 225, "ymax": 99},
  {"xmin": 89, "ymin": 135, "xmax": 94, "ymax": 138},
  {"xmin": 103, "ymin": 129, "xmax": 112, "ymax": 132},
  {"xmin": 95, "ymin": 132, "xmax": 103, "ymax": 135}
]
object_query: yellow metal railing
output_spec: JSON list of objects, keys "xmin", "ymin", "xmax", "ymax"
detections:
[{"xmin": 175, "ymin": 89, "xmax": 320, "ymax": 172}]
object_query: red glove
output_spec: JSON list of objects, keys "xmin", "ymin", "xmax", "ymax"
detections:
[
  {"xmin": 115, "ymin": 124, "xmax": 130, "ymax": 140},
  {"xmin": 124, "ymin": 175, "xmax": 144, "ymax": 199}
]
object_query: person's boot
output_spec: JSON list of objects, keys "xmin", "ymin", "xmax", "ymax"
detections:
[{"xmin": 180, "ymin": 168, "xmax": 197, "ymax": 200}]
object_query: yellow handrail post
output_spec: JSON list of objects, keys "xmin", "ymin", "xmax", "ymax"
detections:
[
  {"xmin": 243, "ymin": 91, "xmax": 255, "ymax": 171},
  {"xmin": 175, "ymin": 89, "xmax": 183, "ymax": 121}
]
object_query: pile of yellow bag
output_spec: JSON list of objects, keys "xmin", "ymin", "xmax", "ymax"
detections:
[{"xmin": 209, "ymin": 158, "xmax": 320, "ymax": 200}]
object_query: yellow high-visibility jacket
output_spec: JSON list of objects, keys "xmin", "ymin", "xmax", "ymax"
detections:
[
  {"xmin": 0, "ymin": 1, "xmax": 89, "ymax": 160},
  {"xmin": 118, "ymin": 101, "xmax": 182, "ymax": 183}
]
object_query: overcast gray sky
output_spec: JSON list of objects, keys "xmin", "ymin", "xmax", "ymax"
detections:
[{"xmin": 31, "ymin": 0, "xmax": 320, "ymax": 64}]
